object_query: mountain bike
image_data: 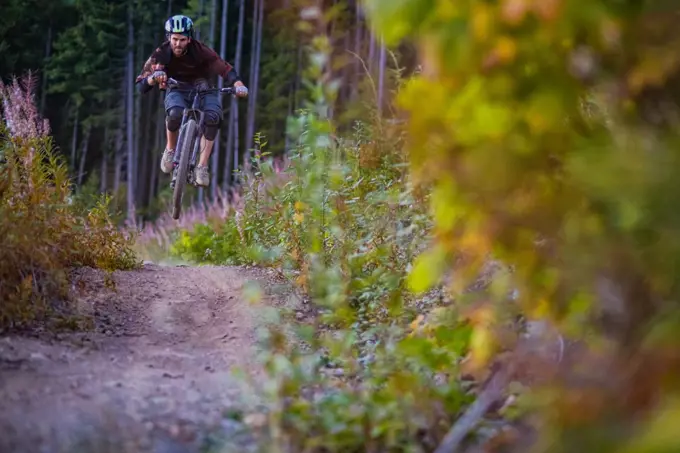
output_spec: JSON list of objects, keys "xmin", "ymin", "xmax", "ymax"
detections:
[{"xmin": 165, "ymin": 77, "xmax": 236, "ymax": 220}]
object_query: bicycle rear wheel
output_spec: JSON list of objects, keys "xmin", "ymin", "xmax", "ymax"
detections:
[{"xmin": 172, "ymin": 119, "xmax": 198, "ymax": 220}]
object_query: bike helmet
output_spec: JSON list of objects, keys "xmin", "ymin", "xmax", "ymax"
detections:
[{"xmin": 165, "ymin": 15, "xmax": 194, "ymax": 38}]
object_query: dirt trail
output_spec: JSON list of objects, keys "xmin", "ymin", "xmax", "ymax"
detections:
[{"xmin": 0, "ymin": 263, "xmax": 279, "ymax": 453}]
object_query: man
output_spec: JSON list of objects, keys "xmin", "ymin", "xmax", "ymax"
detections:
[{"xmin": 135, "ymin": 14, "xmax": 248, "ymax": 187}]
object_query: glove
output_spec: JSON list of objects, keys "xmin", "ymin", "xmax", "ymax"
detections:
[
  {"xmin": 150, "ymin": 70, "xmax": 167, "ymax": 86},
  {"xmin": 235, "ymin": 85, "xmax": 248, "ymax": 97}
]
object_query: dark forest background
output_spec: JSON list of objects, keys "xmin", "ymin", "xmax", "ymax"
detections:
[{"xmin": 1, "ymin": 0, "xmax": 416, "ymax": 223}]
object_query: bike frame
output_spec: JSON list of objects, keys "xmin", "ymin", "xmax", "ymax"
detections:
[{"xmin": 165, "ymin": 78, "xmax": 235, "ymax": 187}]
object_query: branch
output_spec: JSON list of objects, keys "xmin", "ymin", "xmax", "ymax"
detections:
[{"xmin": 434, "ymin": 364, "xmax": 511, "ymax": 453}]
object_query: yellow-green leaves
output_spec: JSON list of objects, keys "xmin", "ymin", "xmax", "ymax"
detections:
[
  {"xmin": 431, "ymin": 179, "xmax": 461, "ymax": 232},
  {"xmin": 525, "ymin": 89, "xmax": 563, "ymax": 135},
  {"xmin": 408, "ymin": 244, "xmax": 448, "ymax": 294},
  {"xmin": 620, "ymin": 398, "xmax": 680, "ymax": 453},
  {"xmin": 361, "ymin": 0, "xmax": 437, "ymax": 45},
  {"xmin": 359, "ymin": 0, "xmax": 680, "ymax": 450}
]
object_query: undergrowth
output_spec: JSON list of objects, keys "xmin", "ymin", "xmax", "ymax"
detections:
[
  {"xmin": 0, "ymin": 75, "xmax": 139, "ymax": 331},
  {"xmin": 172, "ymin": 118, "xmax": 478, "ymax": 452}
]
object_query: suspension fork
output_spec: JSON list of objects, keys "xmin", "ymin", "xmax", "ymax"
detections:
[
  {"xmin": 189, "ymin": 110, "xmax": 206, "ymax": 168},
  {"xmin": 172, "ymin": 108, "xmax": 191, "ymax": 168}
]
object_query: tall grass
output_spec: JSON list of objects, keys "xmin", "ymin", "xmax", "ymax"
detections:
[{"xmin": 0, "ymin": 74, "xmax": 139, "ymax": 330}]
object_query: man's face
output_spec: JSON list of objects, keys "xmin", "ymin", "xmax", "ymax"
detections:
[{"xmin": 170, "ymin": 34, "xmax": 190, "ymax": 56}]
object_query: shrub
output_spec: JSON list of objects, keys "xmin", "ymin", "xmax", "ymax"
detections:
[{"xmin": 0, "ymin": 74, "xmax": 139, "ymax": 330}]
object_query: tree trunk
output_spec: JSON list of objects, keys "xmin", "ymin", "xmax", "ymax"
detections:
[
  {"xmin": 135, "ymin": 23, "xmax": 146, "ymax": 210},
  {"xmin": 293, "ymin": 44, "xmax": 302, "ymax": 113},
  {"xmin": 207, "ymin": 0, "xmax": 219, "ymax": 200},
  {"xmin": 252, "ymin": 0, "xmax": 264, "ymax": 153},
  {"xmin": 352, "ymin": 1, "xmax": 362, "ymax": 101},
  {"xmin": 101, "ymin": 126, "xmax": 109, "ymax": 193},
  {"xmin": 40, "ymin": 23, "xmax": 52, "ymax": 116},
  {"xmin": 114, "ymin": 128, "xmax": 123, "ymax": 195},
  {"xmin": 232, "ymin": 0, "xmax": 246, "ymax": 170},
  {"xmin": 340, "ymin": 32, "xmax": 351, "ymax": 108},
  {"xmin": 213, "ymin": 0, "xmax": 229, "ymax": 194},
  {"xmin": 77, "ymin": 123, "xmax": 91, "ymax": 187},
  {"xmin": 149, "ymin": 95, "xmax": 164, "ymax": 204},
  {"xmin": 225, "ymin": 0, "xmax": 245, "ymax": 183},
  {"xmin": 138, "ymin": 90, "xmax": 154, "ymax": 209},
  {"xmin": 114, "ymin": 76, "xmax": 126, "ymax": 197},
  {"xmin": 196, "ymin": 0, "xmax": 207, "ymax": 204},
  {"xmin": 377, "ymin": 37, "xmax": 386, "ymax": 116},
  {"xmin": 196, "ymin": 0, "xmax": 205, "ymax": 40},
  {"xmin": 329, "ymin": 0, "xmax": 337, "ymax": 38},
  {"xmin": 126, "ymin": 1, "xmax": 136, "ymax": 223},
  {"xmin": 328, "ymin": 0, "xmax": 338, "ymax": 117},
  {"xmin": 209, "ymin": 0, "xmax": 218, "ymax": 48},
  {"xmin": 70, "ymin": 107, "xmax": 79, "ymax": 173},
  {"xmin": 244, "ymin": 0, "xmax": 260, "ymax": 159},
  {"xmin": 284, "ymin": 54, "xmax": 295, "ymax": 154},
  {"xmin": 368, "ymin": 29, "xmax": 376, "ymax": 75},
  {"xmin": 245, "ymin": 0, "xmax": 264, "ymax": 164},
  {"xmin": 155, "ymin": 107, "xmax": 165, "ymax": 202}
]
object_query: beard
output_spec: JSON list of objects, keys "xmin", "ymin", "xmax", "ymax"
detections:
[{"xmin": 172, "ymin": 44, "xmax": 187, "ymax": 56}]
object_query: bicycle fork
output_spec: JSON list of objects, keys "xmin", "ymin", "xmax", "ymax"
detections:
[
  {"xmin": 187, "ymin": 132, "xmax": 202, "ymax": 187},
  {"xmin": 170, "ymin": 110, "xmax": 206, "ymax": 189}
]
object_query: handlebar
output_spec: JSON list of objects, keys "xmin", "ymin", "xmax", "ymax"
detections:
[{"xmin": 166, "ymin": 77, "xmax": 235, "ymax": 95}]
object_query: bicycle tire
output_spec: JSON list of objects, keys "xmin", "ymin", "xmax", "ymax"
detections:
[{"xmin": 172, "ymin": 119, "xmax": 198, "ymax": 220}]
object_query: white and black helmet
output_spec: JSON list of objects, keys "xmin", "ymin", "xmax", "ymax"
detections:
[{"xmin": 164, "ymin": 14, "xmax": 194, "ymax": 38}]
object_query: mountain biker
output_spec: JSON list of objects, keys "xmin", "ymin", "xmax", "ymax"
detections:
[{"xmin": 135, "ymin": 14, "xmax": 248, "ymax": 187}]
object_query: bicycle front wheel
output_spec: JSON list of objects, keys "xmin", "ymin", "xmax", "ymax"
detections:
[{"xmin": 172, "ymin": 119, "xmax": 198, "ymax": 220}]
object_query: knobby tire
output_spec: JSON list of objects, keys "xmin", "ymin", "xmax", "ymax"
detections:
[{"xmin": 172, "ymin": 119, "xmax": 198, "ymax": 220}]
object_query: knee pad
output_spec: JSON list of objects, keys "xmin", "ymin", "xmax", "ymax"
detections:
[
  {"xmin": 203, "ymin": 110, "xmax": 221, "ymax": 141},
  {"xmin": 165, "ymin": 107, "xmax": 183, "ymax": 132}
]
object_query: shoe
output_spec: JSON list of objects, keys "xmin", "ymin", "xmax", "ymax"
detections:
[
  {"xmin": 160, "ymin": 148, "xmax": 175, "ymax": 174},
  {"xmin": 195, "ymin": 165, "xmax": 210, "ymax": 187}
]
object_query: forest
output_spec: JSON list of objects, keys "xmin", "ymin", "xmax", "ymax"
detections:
[
  {"xmin": 1, "ymin": 0, "xmax": 402, "ymax": 223},
  {"xmin": 3, "ymin": 0, "xmax": 680, "ymax": 452}
]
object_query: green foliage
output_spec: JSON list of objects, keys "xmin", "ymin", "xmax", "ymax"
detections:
[
  {"xmin": 357, "ymin": 0, "xmax": 680, "ymax": 451},
  {"xmin": 47, "ymin": 0, "xmax": 126, "ymax": 111},
  {"xmin": 255, "ymin": 6, "xmax": 305, "ymax": 156},
  {"xmin": 172, "ymin": 221, "xmax": 251, "ymax": 264},
  {"xmin": 2, "ymin": 0, "xmax": 320, "ymax": 218},
  {"xmin": 0, "ymin": 0, "xmax": 75, "ymax": 79},
  {"xmin": 174, "ymin": 110, "xmax": 472, "ymax": 453},
  {"xmin": 181, "ymin": 0, "xmax": 212, "ymax": 42},
  {"xmin": 0, "ymin": 76, "xmax": 139, "ymax": 330}
]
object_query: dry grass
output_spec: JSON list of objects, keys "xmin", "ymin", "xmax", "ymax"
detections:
[{"xmin": 0, "ymin": 74, "xmax": 139, "ymax": 330}]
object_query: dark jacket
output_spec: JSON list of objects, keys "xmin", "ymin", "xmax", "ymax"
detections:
[{"xmin": 135, "ymin": 39, "xmax": 241, "ymax": 94}]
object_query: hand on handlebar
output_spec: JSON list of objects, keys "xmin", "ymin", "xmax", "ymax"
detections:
[
  {"xmin": 148, "ymin": 70, "xmax": 167, "ymax": 86},
  {"xmin": 234, "ymin": 82, "xmax": 248, "ymax": 98},
  {"xmin": 161, "ymin": 77, "xmax": 246, "ymax": 98}
]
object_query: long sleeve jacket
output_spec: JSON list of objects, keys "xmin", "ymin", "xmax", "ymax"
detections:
[{"xmin": 135, "ymin": 39, "xmax": 241, "ymax": 93}]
